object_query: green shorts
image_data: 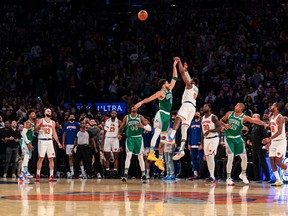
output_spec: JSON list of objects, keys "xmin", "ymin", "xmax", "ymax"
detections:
[
  {"xmin": 126, "ymin": 135, "xmax": 143, "ymax": 154},
  {"xmin": 154, "ymin": 110, "xmax": 170, "ymax": 132},
  {"xmin": 225, "ymin": 136, "xmax": 245, "ymax": 155}
]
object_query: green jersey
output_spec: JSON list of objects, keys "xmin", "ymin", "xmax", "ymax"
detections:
[
  {"xmin": 159, "ymin": 89, "xmax": 173, "ymax": 113},
  {"xmin": 224, "ymin": 111, "xmax": 245, "ymax": 137},
  {"xmin": 125, "ymin": 114, "xmax": 142, "ymax": 137}
]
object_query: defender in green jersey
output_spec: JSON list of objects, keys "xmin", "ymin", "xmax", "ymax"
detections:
[
  {"xmin": 19, "ymin": 110, "xmax": 36, "ymax": 181},
  {"xmin": 134, "ymin": 59, "xmax": 179, "ymax": 171},
  {"xmin": 220, "ymin": 103, "xmax": 267, "ymax": 186},
  {"xmin": 118, "ymin": 105, "xmax": 152, "ymax": 183}
]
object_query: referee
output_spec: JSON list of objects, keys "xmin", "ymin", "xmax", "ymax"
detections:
[{"xmin": 73, "ymin": 121, "xmax": 98, "ymax": 178}]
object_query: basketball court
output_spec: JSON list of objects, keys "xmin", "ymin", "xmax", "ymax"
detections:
[{"xmin": 0, "ymin": 178, "xmax": 287, "ymax": 215}]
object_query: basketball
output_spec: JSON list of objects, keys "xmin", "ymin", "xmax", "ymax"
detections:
[{"xmin": 138, "ymin": 10, "xmax": 148, "ymax": 21}]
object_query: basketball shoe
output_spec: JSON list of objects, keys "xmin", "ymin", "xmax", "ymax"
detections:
[
  {"xmin": 155, "ymin": 159, "xmax": 165, "ymax": 171},
  {"xmin": 239, "ymin": 173, "xmax": 249, "ymax": 185},
  {"xmin": 226, "ymin": 177, "xmax": 235, "ymax": 186},
  {"xmin": 147, "ymin": 151, "xmax": 158, "ymax": 161},
  {"xmin": 172, "ymin": 150, "xmax": 185, "ymax": 160}
]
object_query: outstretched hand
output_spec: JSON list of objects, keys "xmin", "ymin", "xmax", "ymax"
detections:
[{"xmin": 134, "ymin": 102, "xmax": 142, "ymax": 109}]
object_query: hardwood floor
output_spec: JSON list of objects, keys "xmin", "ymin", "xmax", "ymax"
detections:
[{"xmin": 0, "ymin": 178, "xmax": 287, "ymax": 216}]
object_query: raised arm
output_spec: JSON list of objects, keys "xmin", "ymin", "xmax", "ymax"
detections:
[
  {"xmin": 134, "ymin": 90, "xmax": 164, "ymax": 109},
  {"xmin": 243, "ymin": 115, "xmax": 267, "ymax": 127},
  {"xmin": 178, "ymin": 60, "xmax": 192, "ymax": 88},
  {"xmin": 169, "ymin": 59, "xmax": 179, "ymax": 91}
]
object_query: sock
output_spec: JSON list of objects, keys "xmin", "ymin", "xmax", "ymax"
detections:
[
  {"xmin": 194, "ymin": 171, "xmax": 198, "ymax": 176},
  {"xmin": 23, "ymin": 166, "xmax": 28, "ymax": 173},
  {"xmin": 180, "ymin": 141, "xmax": 186, "ymax": 151},
  {"xmin": 113, "ymin": 168, "xmax": 118, "ymax": 172},
  {"xmin": 80, "ymin": 165, "xmax": 85, "ymax": 174},
  {"xmin": 274, "ymin": 171, "xmax": 280, "ymax": 180},
  {"xmin": 241, "ymin": 169, "xmax": 246, "ymax": 175},
  {"xmin": 207, "ymin": 155, "xmax": 215, "ymax": 179},
  {"xmin": 149, "ymin": 147, "xmax": 154, "ymax": 153},
  {"xmin": 124, "ymin": 168, "xmax": 128, "ymax": 175},
  {"xmin": 106, "ymin": 168, "xmax": 110, "ymax": 171},
  {"xmin": 227, "ymin": 173, "xmax": 231, "ymax": 179},
  {"xmin": 124, "ymin": 152, "xmax": 132, "ymax": 170},
  {"xmin": 151, "ymin": 128, "xmax": 161, "ymax": 148},
  {"xmin": 22, "ymin": 154, "xmax": 29, "ymax": 172},
  {"xmin": 170, "ymin": 129, "xmax": 176, "ymax": 139},
  {"xmin": 146, "ymin": 169, "xmax": 150, "ymax": 175},
  {"xmin": 159, "ymin": 154, "xmax": 163, "ymax": 160},
  {"xmin": 50, "ymin": 169, "xmax": 54, "ymax": 177},
  {"xmin": 70, "ymin": 166, "xmax": 74, "ymax": 175},
  {"xmin": 37, "ymin": 169, "xmax": 40, "ymax": 175},
  {"xmin": 142, "ymin": 171, "xmax": 145, "ymax": 176}
]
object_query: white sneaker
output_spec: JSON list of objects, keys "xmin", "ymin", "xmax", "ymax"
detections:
[
  {"xmin": 66, "ymin": 172, "xmax": 72, "ymax": 179},
  {"xmin": 272, "ymin": 179, "xmax": 284, "ymax": 187},
  {"xmin": 3, "ymin": 173, "xmax": 7, "ymax": 178},
  {"xmin": 79, "ymin": 173, "xmax": 87, "ymax": 179},
  {"xmin": 23, "ymin": 171, "xmax": 33, "ymax": 179},
  {"xmin": 12, "ymin": 174, "xmax": 17, "ymax": 178},
  {"xmin": 18, "ymin": 174, "xmax": 29, "ymax": 184},
  {"xmin": 239, "ymin": 173, "xmax": 249, "ymax": 184},
  {"xmin": 226, "ymin": 177, "xmax": 235, "ymax": 186},
  {"xmin": 96, "ymin": 173, "xmax": 102, "ymax": 179},
  {"xmin": 160, "ymin": 136, "xmax": 175, "ymax": 144},
  {"xmin": 172, "ymin": 150, "xmax": 185, "ymax": 160}
]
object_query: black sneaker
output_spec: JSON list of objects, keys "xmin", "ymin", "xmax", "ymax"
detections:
[
  {"xmin": 105, "ymin": 170, "xmax": 111, "ymax": 179},
  {"xmin": 206, "ymin": 177, "xmax": 216, "ymax": 183},
  {"xmin": 121, "ymin": 174, "xmax": 128, "ymax": 183},
  {"xmin": 141, "ymin": 175, "xmax": 148, "ymax": 184}
]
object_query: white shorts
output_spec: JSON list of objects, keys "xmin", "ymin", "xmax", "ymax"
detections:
[
  {"xmin": 65, "ymin": 145, "xmax": 74, "ymax": 155},
  {"xmin": 204, "ymin": 137, "xmax": 219, "ymax": 155},
  {"xmin": 103, "ymin": 137, "xmax": 119, "ymax": 152},
  {"xmin": 38, "ymin": 140, "xmax": 55, "ymax": 158},
  {"xmin": 177, "ymin": 102, "xmax": 196, "ymax": 125},
  {"xmin": 269, "ymin": 140, "xmax": 287, "ymax": 158}
]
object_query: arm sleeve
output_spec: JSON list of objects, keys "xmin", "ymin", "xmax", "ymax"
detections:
[
  {"xmin": 21, "ymin": 128, "xmax": 30, "ymax": 144},
  {"xmin": 143, "ymin": 124, "xmax": 152, "ymax": 132}
]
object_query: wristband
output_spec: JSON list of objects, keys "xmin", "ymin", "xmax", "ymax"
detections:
[{"xmin": 172, "ymin": 76, "xmax": 178, "ymax": 81}]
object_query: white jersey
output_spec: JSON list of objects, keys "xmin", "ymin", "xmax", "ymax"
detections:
[
  {"xmin": 104, "ymin": 118, "xmax": 119, "ymax": 138},
  {"xmin": 202, "ymin": 114, "xmax": 219, "ymax": 138},
  {"xmin": 38, "ymin": 118, "xmax": 53, "ymax": 139},
  {"xmin": 270, "ymin": 114, "xmax": 286, "ymax": 141},
  {"xmin": 181, "ymin": 84, "xmax": 198, "ymax": 106}
]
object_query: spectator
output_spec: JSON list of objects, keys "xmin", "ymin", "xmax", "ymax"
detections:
[{"xmin": 3, "ymin": 120, "xmax": 21, "ymax": 178}]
